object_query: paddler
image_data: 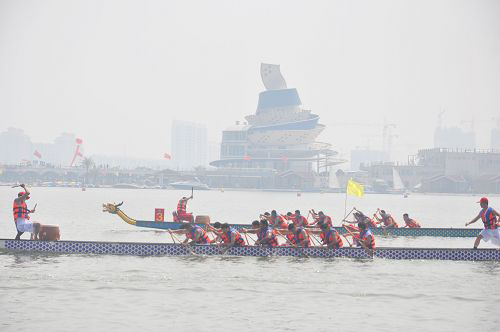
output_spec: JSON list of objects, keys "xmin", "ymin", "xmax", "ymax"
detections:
[
  {"xmin": 173, "ymin": 195, "xmax": 194, "ymax": 223},
  {"xmin": 465, "ymin": 197, "xmax": 500, "ymax": 248},
  {"xmin": 402, "ymin": 213, "xmax": 421, "ymax": 228},
  {"xmin": 292, "ymin": 210, "xmax": 309, "ymax": 227},
  {"xmin": 168, "ymin": 223, "xmax": 211, "ymax": 245},
  {"xmin": 287, "ymin": 223, "xmax": 310, "ymax": 247},
  {"xmin": 220, "ymin": 223, "xmax": 246, "ymax": 247},
  {"xmin": 254, "ymin": 220, "xmax": 278, "ymax": 248},
  {"xmin": 309, "ymin": 210, "xmax": 333, "ymax": 228},
  {"xmin": 318, "ymin": 223, "xmax": 343, "ymax": 249},
  {"xmin": 356, "ymin": 221, "xmax": 376, "ymax": 253},
  {"xmin": 13, "ymin": 184, "xmax": 40, "ymax": 240},
  {"xmin": 374, "ymin": 209, "xmax": 399, "ymax": 228},
  {"xmin": 268, "ymin": 210, "xmax": 288, "ymax": 229}
]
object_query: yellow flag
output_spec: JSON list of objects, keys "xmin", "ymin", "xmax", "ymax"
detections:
[{"xmin": 347, "ymin": 179, "xmax": 364, "ymax": 197}]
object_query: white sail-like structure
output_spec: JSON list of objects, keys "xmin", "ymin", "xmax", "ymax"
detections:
[
  {"xmin": 392, "ymin": 167, "xmax": 405, "ymax": 191},
  {"xmin": 260, "ymin": 63, "xmax": 287, "ymax": 90},
  {"xmin": 329, "ymin": 171, "xmax": 341, "ymax": 189}
]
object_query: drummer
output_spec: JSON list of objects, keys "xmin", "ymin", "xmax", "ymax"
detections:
[{"xmin": 13, "ymin": 184, "xmax": 40, "ymax": 240}]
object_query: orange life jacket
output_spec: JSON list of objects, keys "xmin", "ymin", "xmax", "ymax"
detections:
[
  {"xmin": 225, "ymin": 227, "xmax": 245, "ymax": 246},
  {"xmin": 293, "ymin": 215, "xmax": 308, "ymax": 227},
  {"xmin": 480, "ymin": 207, "xmax": 497, "ymax": 230},
  {"xmin": 286, "ymin": 233, "xmax": 296, "ymax": 245},
  {"xmin": 177, "ymin": 199, "xmax": 187, "ymax": 213},
  {"xmin": 13, "ymin": 200, "xmax": 29, "ymax": 221},
  {"xmin": 186, "ymin": 225, "xmax": 210, "ymax": 244},
  {"xmin": 405, "ymin": 218, "xmax": 421, "ymax": 228},
  {"xmin": 359, "ymin": 229, "xmax": 376, "ymax": 249},
  {"xmin": 270, "ymin": 215, "xmax": 288, "ymax": 229},
  {"xmin": 259, "ymin": 227, "xmax": 278, "ymax": 247},
  {"xmin": 318, "ymin": 215, "xmax": 333, "ymax": 227},
  {"xmin": 294, "ymin": 227, "xmax": 311, "ymax": 247},
  {"xmin": 320, "ymin": 228, "xmax": 343, "ymax": 248}
]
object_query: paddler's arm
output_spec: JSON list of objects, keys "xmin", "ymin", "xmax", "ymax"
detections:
[
  {"xmin": 169, "ymin": 229, "xmax": 187, "ymax": 234},
  {"xmin": 465, "ymin": 214, "xmax": 481, "ymax": 227},
  {"xmin": 241, "ymin": 228, "xmax": 259, "ymax": 234}
]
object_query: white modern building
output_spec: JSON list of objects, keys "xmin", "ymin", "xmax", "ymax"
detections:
[{"xmin": 171, "ymin": 120, "xmax": 208, "ymax": 170}]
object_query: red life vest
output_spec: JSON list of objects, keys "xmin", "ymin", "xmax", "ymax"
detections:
[
  {"xmin": 320, "ymin": 228, "xmax": 343, "ymax": 248},
  {"xmin": 293, "ymin": 215, "xmax": 308, "ymax": 227},
  {"xmin": 177, "ymin": 199, "xmax": 187, "ymax": 213},
  {"xmin": 294, "ymin": 227, "xmax": 311, "ymax": 247},
  {"xmin": 359, "ymin": 229, "xmax": 376, "ymax": 249},
  {"xmin": 186, "ymin": 225, "xmax": 210, "ymax": 244},
  {"xmin": 271, "ymin": 215, "xmax": 288, "ymax": 229},
  {"xmin": 13, "ymin": 200, "xmax": 29, "ymax": 221},
  {"xmin": 383, "ymin": 215, "xmax": 398, "ymax": 228},
  {"xmin": 366, "ymin": 217, "xmax": 377, "ymax": 228},
  {"xmin": 259, "ymin": 227, "xmax": 278, "ymax": 247},
  {"xmin": 286, "ymin": 233, "xmax": 296, "ymax": 245},
  {"xmin": 480, "ymin": 207, "xmax": 497, "ymax": 230},
  {"xmin": 405, "ymin": 218, "xmax": 421, "ymax": 228},
  {"xmin": 226, "ymin": 227, "xmax": 245, "ymax": 246},
  {"xmin": 320, "ymin": 215, "xmax": 333, "ymax": 227}
]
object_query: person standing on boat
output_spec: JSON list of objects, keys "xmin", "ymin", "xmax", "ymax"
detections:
[
  {"xmin": 13, "ymin": 184, "xmax": 40, "ymax": 240},
  {"xmin": 465, "ymin": 197, "xmax": 500, "ymax": 248},
  {"xmin": 402, "ymin": 214, "xmax": 421, "ymax": 228},
  {"xmin": 174, "ymin": 195, "xmax": 194, "ymax": 223},
  {"xmin": 169, "ymin": 224, "xmax": 211, "ymax": 245},
  {"xmin": 374, "ymin": 209, "xmax": 399, "ymax": 228}
]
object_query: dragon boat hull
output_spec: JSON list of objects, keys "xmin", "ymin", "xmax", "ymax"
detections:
[
  {"xmin": 1, "ymin": 239, "xmax": 498, "ymax": 261},
  {"xmin": 134, "ymin": 220, "xmax": 481, "ymax": 238}
]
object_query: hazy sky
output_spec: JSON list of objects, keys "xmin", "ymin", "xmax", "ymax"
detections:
[{"xmin": 1, "ymin": 0, "xmax": 499, "ymax": 162}]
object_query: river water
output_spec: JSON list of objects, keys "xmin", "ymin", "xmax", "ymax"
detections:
[{"xmin": 0, "ymin": 187, "xmax": 498, "ymax": 331}]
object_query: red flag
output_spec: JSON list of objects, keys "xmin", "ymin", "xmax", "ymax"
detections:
[
  {"xmin": 163, "ymin": 153, "xmax": 171, "ymax": 160},
  {"xmin": 243, "ymin": 155, "xmax": 251, "ymax": 161},
  {"xmin": 33, "ymin": 150, "xmax": 42, "ymax": 159},
  {"xmin": 76, "ymin": 138, "xmax": 83, "ymax": 145},
  {"xmin": 77, "ymin": 151, "xmax": 83, "ymax": 157}
]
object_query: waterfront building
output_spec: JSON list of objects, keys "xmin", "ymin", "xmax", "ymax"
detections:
[{"xmin": 207, "ymin": 64, "xmax": 344, "ymax": 189}]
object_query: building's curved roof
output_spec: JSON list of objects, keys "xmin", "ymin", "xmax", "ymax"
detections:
[{"xmin": 256, "ymin": 88, "xmax": 301, "ymax": 113}]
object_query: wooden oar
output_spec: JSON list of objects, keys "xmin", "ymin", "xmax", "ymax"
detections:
[
  {"xmin": 343, "ymin": 226, "xmax": 372, "ymax": 257},
  {"xmin": 343, "ymin": 207, "xmax": 355, "ymax": 221},
  {"xmin": 171, "ymin": 232, "xmax": 197, "ymax": 256}
]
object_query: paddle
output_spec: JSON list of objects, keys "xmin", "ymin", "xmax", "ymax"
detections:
[
  {"xmin": 169, "ymin": 231, "xmax": 197, "ymax": 256},
  {"xmin": 343, "ymin": 226, "xmax": 372, "ymax": 257}
]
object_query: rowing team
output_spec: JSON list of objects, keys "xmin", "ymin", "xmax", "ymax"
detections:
[
  {"xmin": 259, "ymin": 208, "xmax": 421, "ymax": 229},
  {"xmin": 168, "ymin": 218, "xmax": 375, "ymax": 252}
]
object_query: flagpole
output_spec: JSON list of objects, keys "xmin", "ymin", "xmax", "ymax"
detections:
[{"xmin": 344, "ymin": 180, "xmax": 348, "ymax": 218}]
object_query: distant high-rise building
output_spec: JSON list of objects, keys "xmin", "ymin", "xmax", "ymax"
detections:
[
  {"xmin": 171, "ymin": 120, "xmax": 208, "ymax": 170},
  {"xmin": 434, "ymin": 126, "xmax": 475, "ymax": 150},
  {"xmin": 0, "ymin": 128, "xmax": 33, "ymax": 164},
  {"xmin": 492, "ymin": 127, "xmax": 500, "ymax": 150}
]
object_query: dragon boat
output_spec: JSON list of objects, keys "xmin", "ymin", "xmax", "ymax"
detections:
[
  {"xmin": 1, "ymin": 239, "xmax": 499, "ymax": 261},
  {"xmin": 102, "ymin": 203, "xmax": 482, "ymax": 238}
]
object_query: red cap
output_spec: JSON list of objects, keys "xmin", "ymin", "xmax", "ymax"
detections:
[
  {"xmin": 477, "ymin": 197, "xmax": 488, "ymax": 204},
  {"xmin": 18, "ymin": 192, "xmax": 25, "ymax": 197}
]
